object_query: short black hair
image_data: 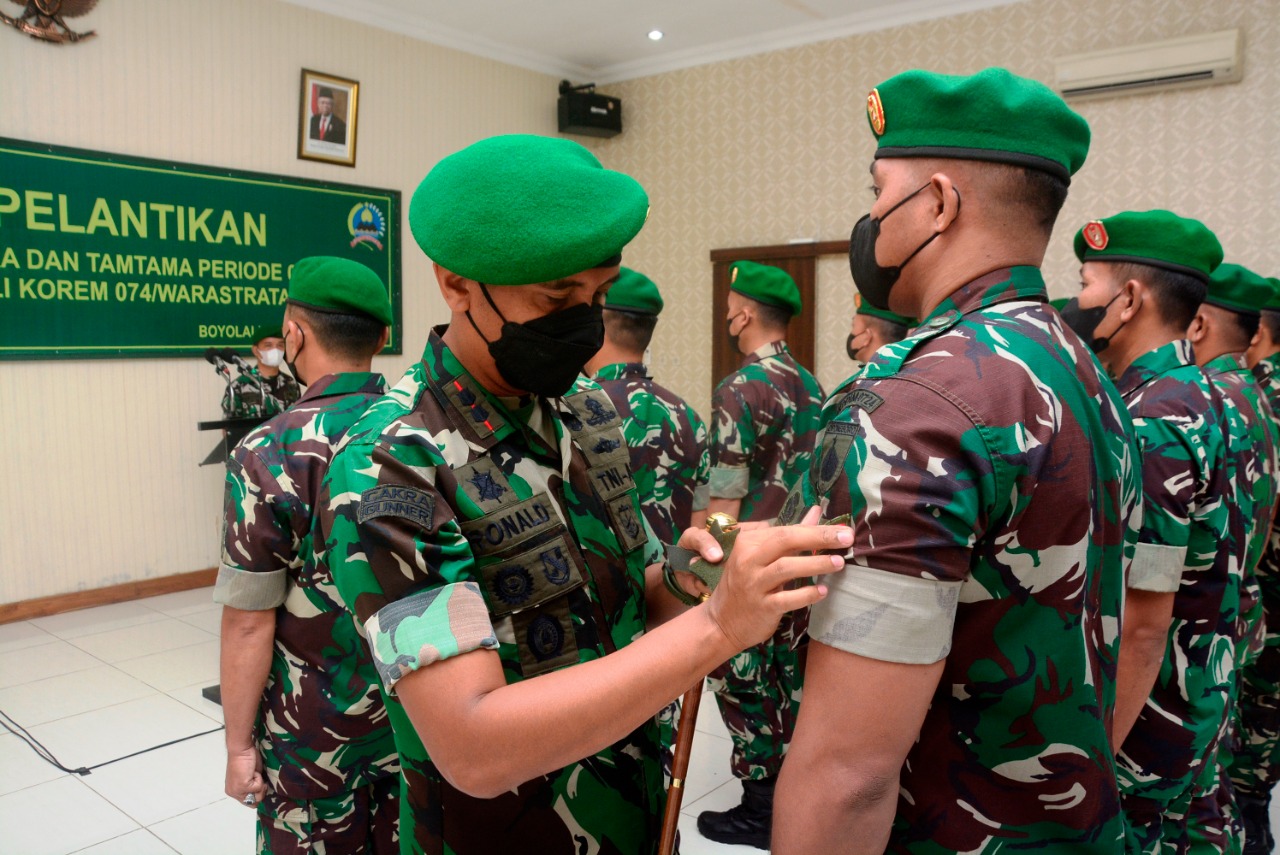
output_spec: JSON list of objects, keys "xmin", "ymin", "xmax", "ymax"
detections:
[
  {"xmin": 975, "ymin": 163, "xmax": 1069, "ymax": 237},
  {"xmin": 1222, "ymin": 307, "xmax": 1260, "ymax": 347},
  {"xmin": 869, "ymin": 315, "xmax": 910, "ymax": 344},
  {"xmin": 749, "ymin": 298, "xmax": 793, "ymax": 331},
  {"xmin": 1262, "ymin": 310, "xmax": 1280, "ymax": 343},
  {"xmin": 288, "ymin": 302, "xmax": 385, "ymax": 360},
  {"xmin": 1109, "ymin": 262, "xmax": 1207, "ymax": 331},
  {"xmin": 603, "ymin": 308, "xmax": 658, "ymax": 352}
]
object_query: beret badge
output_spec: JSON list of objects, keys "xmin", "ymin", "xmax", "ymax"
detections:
[
  {"xmin": 867, "ymin": 88, "xmax": 886, "ymax": 136},
  {"xmin": 1083, "ymin": 221, "xmax": 1109, "ymax": 251}
]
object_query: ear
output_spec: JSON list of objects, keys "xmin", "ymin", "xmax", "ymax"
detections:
[
  {"xmin": 375, "ymin": 325, "xmax": 391, "ymax": 354},
  {"xmin": 435, "ymin": 263, "xmax": 473, "ymax": 313},
  {"xmin": 1119, "ymin": 280, "xmax": 1143, "ymax": 322},
  {"xmin": 928, "ymin": 172, "xmax": 962, "ymax": 231},
  {"xmin": 1187, "ymin": 312, "xmax": 1207, "ymax": 343},
  {"xmin": 1250, "ymin": 326, "xmax": 1264, "ymax": 349}
]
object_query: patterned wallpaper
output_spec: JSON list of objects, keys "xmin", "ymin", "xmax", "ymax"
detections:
[{"xmin": 592, "ymin": 0, "xmax": 1280, "ymax": 412}]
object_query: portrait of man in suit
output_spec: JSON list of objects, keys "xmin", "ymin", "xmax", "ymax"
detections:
[{"xmin": 308, "ymin": 86, "xmax": 347, "ymax": 144}]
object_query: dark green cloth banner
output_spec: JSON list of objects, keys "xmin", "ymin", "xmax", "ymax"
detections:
[{"xmin": 0, "ymin": 137, "xmax": 401, "ymax": 360}]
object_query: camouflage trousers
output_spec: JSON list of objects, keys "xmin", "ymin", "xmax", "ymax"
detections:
[
  {"xmin": 1230, "ymin": 635, "xmax": 1280, "ymax": 802},
  {"xmin": 705, "ymin": 620, "xmax": 807, "ymax": 781},
  {"xmin": 258, "ymin": 773, "xmax": 399, "ymax": 855},
  {"xmin": 1122, "ymin": 777, "xmax": 1206, "ymax": 854},
  {"xmin": 1187, "ymin": 761, "xmax": 1244, "ymax": 855}
]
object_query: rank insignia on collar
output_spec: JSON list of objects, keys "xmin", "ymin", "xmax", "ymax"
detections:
[
  {"xmin": 1083, "ymin": 220, "xmax": 1109, "ymax": 251},
  {"xmin": 867, "ymin": 88, "xmax": 886, "ymax": 136}
]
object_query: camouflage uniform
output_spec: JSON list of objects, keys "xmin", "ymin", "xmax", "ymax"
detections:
[
  {"xmin": 1111, "ymin": 340, "xmax": 1237, "ymax": 854},
  {"xmin": 1231, "ymin": 352, "xmax": 1280, "ymax": 815},
  {"xmin": 223, "ymin": 368, "xmax": 302, "ymax": 420},
  {"xmin": 706, "ymin": 340, "xmax": 824, "ymax": 781},
  {"xmin": 1189, "ymin": 354, "xmax": 1280, "ymax": 854},
  {"xmin": 592, "ymin": 361, "xmax": 710, "ymax": 544},
  {"xmin": 317, "ymin": 329, "xmax": 668, "ymax": 855},
  {"xmin": 215, "ymin": 371, "xmax": 400, "ymax": 854},
  {"xmin": 786, "ymin": 267, "xmax": 1140, "ymax": 853}
]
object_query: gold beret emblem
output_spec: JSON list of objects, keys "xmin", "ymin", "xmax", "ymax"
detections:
[
  {"xmin": 867, "ymin": 88, "xmax": 886, "ymax": 136},
  {"xmin": 731, "ymin": 266, "xmax": 739, "ymax": 284}
]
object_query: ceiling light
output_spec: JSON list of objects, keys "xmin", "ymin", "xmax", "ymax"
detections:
[{"xmin": 648, "ymin": 30, "xmax": 663, "ymax": 41}]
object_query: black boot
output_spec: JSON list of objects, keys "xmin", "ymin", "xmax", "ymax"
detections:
[
  {"xmin": 1240, "ymin": 792, "xmax": 1274, "ymax": 855},
  {"xmin": 697, "ymin": 777, "xmax": 775, "ymax": 850}
]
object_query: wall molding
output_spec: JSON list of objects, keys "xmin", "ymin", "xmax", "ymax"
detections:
[{"xmin": 0, "ymin": 568, "xmax": 217, "ymax": 625}]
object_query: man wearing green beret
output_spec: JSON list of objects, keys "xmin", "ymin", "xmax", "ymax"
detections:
[
  {"xmin": 1059, "ymin": 210, "xmax": 1236, "ymax": 854},
  {"xmin": 222, "ymin": 325, "xmax": 301, "ymax": 420},
  {"xmin": 216, "ymin": 256, "xmax": 399, "ymax": 853},
  {"xmin": 1182, "ymin": 262, "xmax": 1280, "ymax": 854},
  {"xmin": 847, "ymin": 291, "xmax": 915, "ymax": 365},
  {"xmin": 314, "ymin": 134, "xmax": 850, "ymax": 855},
  {"xmin": 774, "ymin": 68, "xmax": 1141, "ymax": 854},
  {"xmin": 698, "ymin": 259, "xmax": 825, "ymax": 848},
  {"xmin": 1236, "ymin": 276, "xmax": 1280, "ymax": 855}
]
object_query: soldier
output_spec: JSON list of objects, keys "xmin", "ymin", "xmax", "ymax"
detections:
[
  {"xmin": 699, "ymin": 260, "xmax": 825, "ymax": 848},
  {"xmin": 585, "ymin": 267, "xmax": 710, "ymax": 544},
  {"xmin": 1236, "ymin": 277, "xmax": 1280, "ymax": 855},
  {"xmin": 216, "ymin": 257, "xmax": 399, "ymax": 853},
  {"xmin": 773, "ymin": 68, "xmax": 1142, "ymax": 853},
  {"xmin": 847, "ymin": 292, "xmax": 915, "ymax": 365},
  {"xmin": 222, "ymin": 325, "xmax": 302, "ymax": 419},
  {"xmin": 1185, "ymin": 263, "xmax": 1280, "ymax": 854},
  {"xmin": 1061, "ymin": 210, "xmax": 1234, "ymax": 853},
  {"xmin": 314, "ymin": 134, "xmax": 851, "ymax": 855}
]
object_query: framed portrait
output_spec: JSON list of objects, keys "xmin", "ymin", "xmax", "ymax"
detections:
[{"xmin": 298, "ymin": 69, "xmax": 359, "ymax": 167}]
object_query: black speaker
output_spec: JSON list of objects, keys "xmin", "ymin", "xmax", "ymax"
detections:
[{"xmin": 558, "ymin": 90, "xmax": 622, "ymax": 138}]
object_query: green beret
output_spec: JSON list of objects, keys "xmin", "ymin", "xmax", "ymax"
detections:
[
  {"xmin": 287, "ymin": 256, "xmax": 392, "ymax": 325},
  {"xmin": 867, "ymin": 67, "xmax": 1090, "ymax": 182},
  {"xmin": 251, "ymin": 325, "xmax": 282, "ymax": 345},
  {"xmin": 1049, "ymin": 297, "xmax": 1070, "ymax": 312},
  {"xmin": 605, "ymin": 267, "xmax": 663, "ymax": 315},
  {"xmin": 854, "ymin": 292, "xmax": 914, "ymax": 326},
  {"xmin": 1206, "ymin": 263, "xmax": 1271, "ymax": 316},
  {"xmin": 730, "ymin": 261, "xmax": 801, "ymax": 317},
  {"xmin": 1072, "ymin": 210, "xmax": 1222, "ymax": 283},
  {"xmin": 1264, "ymin": 277, "xmax": 1280, "ymax": 313},
  {"xmin": 409, "ymin": 134, "xmax": 649, "ymax": 286}
]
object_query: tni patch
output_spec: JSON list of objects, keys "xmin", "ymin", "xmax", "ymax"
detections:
[{"xmin": 358, "ymin": 485, "xmax": 436, "ymax": 527}]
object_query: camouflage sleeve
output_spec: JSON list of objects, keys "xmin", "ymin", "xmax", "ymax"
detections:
[
  {"xmin": 214, "ymin": 447, "xmax": 293, "ymax": 610},
  {"xmin": 692, "ymin": 409, "xmax": 711, "ymax": 512},
  {"xmin": 324, "ymin": 436, "xmax": 499, "ymax": 694},
  {"xmin": 806, "ymin": 381, "xmax": 993, "ymax": 664},
  {"xmin": 708, "ymin": 382, "xmax": 753, "ymax": 499},
  {"xmin": 1127, "ymin": 412, "xmax": 1202, "ymax": 593}
]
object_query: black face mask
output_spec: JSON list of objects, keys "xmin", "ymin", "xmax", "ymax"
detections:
[
  {"xmin": 467, "ymin": 284, "xmax": 604, "ymax": 398},
  {"xmin": 846, "ymin": 332, "xmax": 869, "ymax": 362},
  {"xmin": 726, "ymin": 312, "xmax": 744, "ymax": 355},
  {"xmin": 1060, "ymin": 293, "xmax": 1122, "ymax": 354},
  {"xmin": 284, "ymin": 324, "xmax": 307, "ymax": 387},
  {"xmin": 849, "ymin": 183, "xmax": 957, "ymax": 311}
]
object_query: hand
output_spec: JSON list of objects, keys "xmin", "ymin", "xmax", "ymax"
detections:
[
  {"xmin": 677, "ymin": 506, "xmax": 851, "ymax": 650},
  {"xmin": 225, "ymin": 745, "xmax": 267, "ymax": 808}
]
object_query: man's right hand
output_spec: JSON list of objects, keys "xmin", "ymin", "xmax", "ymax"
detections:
[
  {"xmin": 225, "ymin": 745, "xmax": 267, "ymax": 808},
  {"xmin": 675, "ymin": 506, "xmax": 851, "ymax": 650}
]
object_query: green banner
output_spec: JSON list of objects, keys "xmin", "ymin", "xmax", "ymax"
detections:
[{"xmin": 0, "ymin": 137, "xmax": 401, "ymax": 360}]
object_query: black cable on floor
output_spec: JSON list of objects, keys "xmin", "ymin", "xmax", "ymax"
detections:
[{"xmin": 0, "ymin": 708, "xmax": 224, "ymax": 776}]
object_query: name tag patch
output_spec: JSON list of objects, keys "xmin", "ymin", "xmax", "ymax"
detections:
[
  {"xmin": 460, "ymin": 494, "xmax": 558, "ymax": 556},
  {"xmin": 357, "ymin": 485, "xmax": 436, "ymax": 528}
]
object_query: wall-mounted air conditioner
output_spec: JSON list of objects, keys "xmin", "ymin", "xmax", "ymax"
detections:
[{"xmin": 1053, "ymin": 29, "xmax": 1242, "ymax": 102}]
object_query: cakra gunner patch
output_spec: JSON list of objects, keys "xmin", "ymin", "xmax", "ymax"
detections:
[{"xmin": 358, "ymin": 485, "xmax": 436, "ymax": 527}]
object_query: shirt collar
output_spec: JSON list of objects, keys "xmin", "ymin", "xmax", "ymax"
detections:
[
  {"xmin": 1114, "ymin": 339, "xmax": 1195, "ymax": 398},
  {"xmin": 593, "ymin": 362, "xmax": 649, "ymax": 382},
  {"xmin": 293, "ymin": 371, "xmax": 384, "ymax": 405},
  {"xmin": 1204, "ymin": 351, "xmax": 1250, "ymax": 377},
  {"xmin": 919, "ymin": 266, "xmax": 1046, "ymax": 328},
  {"xmin": 744, "ymin": 339, "xmax": 789, "ymax": 366}
]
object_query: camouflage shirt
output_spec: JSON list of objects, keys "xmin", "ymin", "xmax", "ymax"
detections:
[
  {"xmin": 1113, "ymin": 340, "xmax": 1236, "ymax": 803},
  {"xmin": 1204, "ymin": 353, "xmax": 1280, "ymax": 660},
  {"xmin": 317, "ymin": 329, "xmax": 666, "ymax": 855},
  {"xmin": 214, "ymin": 371, "xmax": 398, "ymax": 801},
  {"xmin": 1251, "ymin": 352, "xmax": 1280, "ymax": 640},
  {"xmin": 709, "ymin": 340, "xmax": 824, "ymax": 521},
  {"xmin": 592, "ymin": 362, "xmax": 710, "ymax": 544},
  {"xmin": 222, "ymin": 367, "xmax": 301, "ymax": 420},
  {"xmin": 788, "ymin": 267, "xmax": 1140, "ymax": 853}
]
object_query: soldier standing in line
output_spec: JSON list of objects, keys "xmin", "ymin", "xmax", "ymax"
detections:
[
  {"xmin": 699, "ymin": 260, "xmax": 825, "ymax": 849},
  {"xmin": 772, "ymin": 67, "xmax": 1142, "ymax": 854},
  {"xmin": 217, "ymin": 257, "xmax": 400, "ymax": 853},
  {"xmin": 1061, "ymin": 210, "xmax": 1235, "ymax": 854},
  {"xmin": 846, "ymin": 292, "xmax": 914, "ymax": 366},
  {"xmin": 313, "ymin": 134, "xmax": 851, "ymax": 855},
  {"xmin": 1236, "ymin": 277, "xmax": 1280, "ymax": 855},
  {"xmin": 222, "ymin": 325, "xmax": 302, "ymax": 419},
  {"xmin": 1185, "ymin": 263, "xmax": 1280, "ymax": 854},
  {"xmin": 586, "ymin": 267, "xmax": 710, "ymax": 544}
]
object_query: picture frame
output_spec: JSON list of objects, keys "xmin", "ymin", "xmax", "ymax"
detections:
[{"xmin": 298, "ymin": 69, "xmax": 359, "ymax": 167}]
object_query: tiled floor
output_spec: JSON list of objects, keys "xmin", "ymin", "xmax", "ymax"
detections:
[
  {"xmin": 12, "ymin": 590, "xmax": 1275, "ymax": 854},
  {"xmin": 0, "ymin": 587, "xmax": 754, "ymax": 854}
]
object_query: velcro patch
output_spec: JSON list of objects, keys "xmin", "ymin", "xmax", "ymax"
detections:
[
  {"xmin": 824, "ymin": 421, "xmax": 862, "ymax": 438},
  {"xmin": 844, "ymin": 389, "xmax": 884, "ymax": 413},
  {"xmin": 358, "ymin": 485, "xmax": 436, "ymax": 527}
]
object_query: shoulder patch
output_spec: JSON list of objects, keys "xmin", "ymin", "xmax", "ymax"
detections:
[
  {"xmin": 845, "ymin": 389, "xmax": 884, "ymax": 413},
  {"xmin": 358, "ymin": 485, "xmax": 436, "ymax": 527}
]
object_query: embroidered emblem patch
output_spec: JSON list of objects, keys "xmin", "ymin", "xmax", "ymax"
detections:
[
  {"xmin": 493, "ymin": 566, "xmax": 534, "ymax": 606},
  {"xmin": 583, "ymin": 396, "xmax": 614, "ymax": 427},
  {"xmin": 1083, "ymin": 220, "xmax": 1109, "ymax": 251},
  {"xmin": 468, "ymin": 470, "xmax": 507, "ymax": 503},
  {"xmin": 527, "ymin": 614, "xmax": 566, "ymax": 661},
  {"xmin": 357, "ymin": 486, "xmax": 435, "ymax": 527},
  {"xmin": 540, "ymin": 546, "xmax": 571, "ymax": 585},
  {"xmin": 867, "ymin": 88, "xmax": 886, "ymax": 136},
  {"xmin": 844, "ymin": 390, "xmax": 884, "ymax": 414},
  {"xmin": 593, "ymin": 437, "xmax": 621, "ymax": 454}
]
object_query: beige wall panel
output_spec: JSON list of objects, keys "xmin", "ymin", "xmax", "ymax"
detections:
[
  {"xmin": 594, "ymin": 0, "xmax": 1280, "ymax": 415},
  {"xmin": 0, "ymin": 0, "xmax": 557, "ymax": 603}
]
